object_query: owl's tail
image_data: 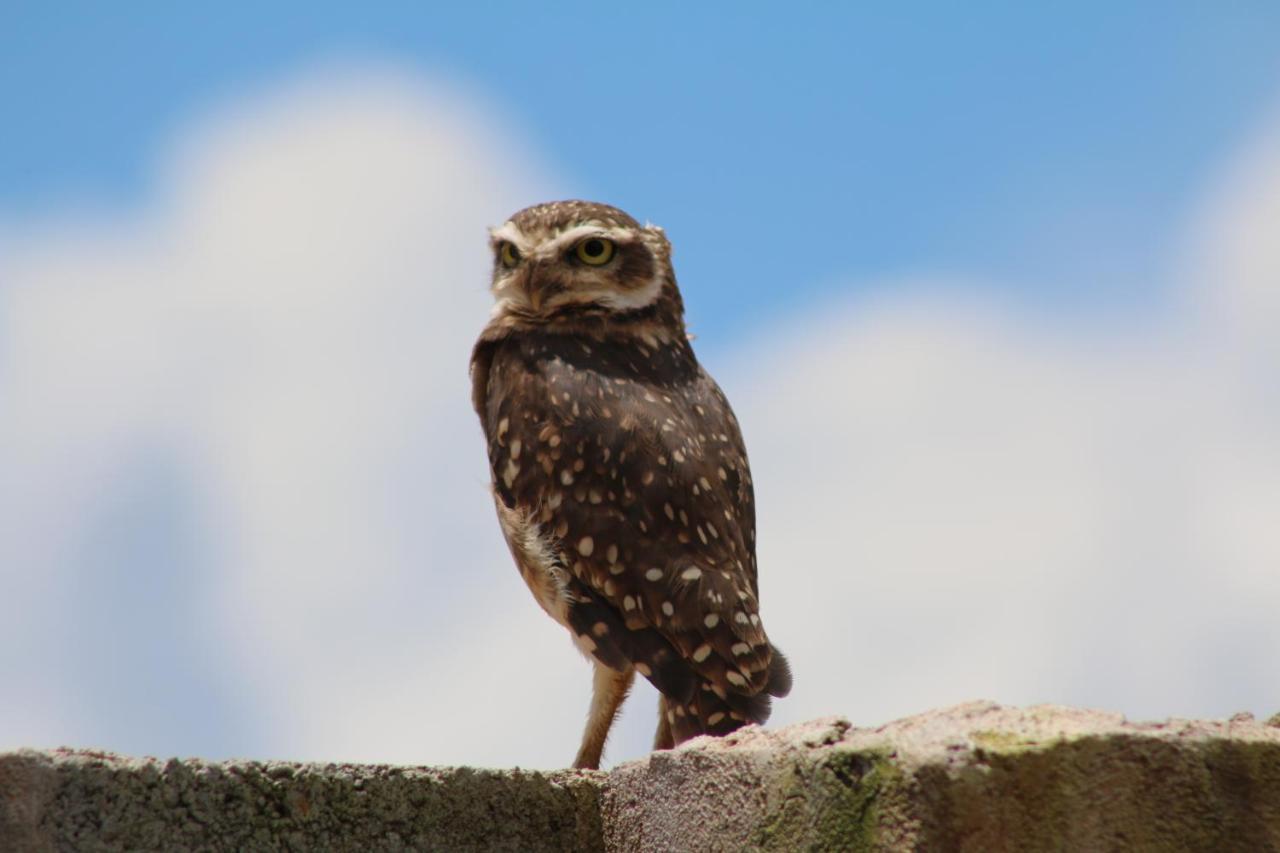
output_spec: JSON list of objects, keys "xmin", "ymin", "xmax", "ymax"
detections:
[
  {"xmin": 765, "ymin": 645, "xmax": 793, "ymax": 698},
  {"xmin": 668, "ymin": 644, "xmax": 792, "ymax": 745}
]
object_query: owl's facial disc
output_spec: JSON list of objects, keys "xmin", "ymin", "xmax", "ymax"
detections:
[{"xmin": 489, "ymin": 219, "xmax": 665, "ymax": 319}]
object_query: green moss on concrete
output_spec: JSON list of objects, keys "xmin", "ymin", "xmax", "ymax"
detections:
[
  {"xmin": 970, "ymin": 730, "xmax": 1057, "ymax": 755},
  {"xmin": 754, "ymin": 747, "xmax": 905, "ymax": 851}
]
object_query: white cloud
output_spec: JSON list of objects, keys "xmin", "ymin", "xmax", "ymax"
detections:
[
  {"xmin": 0, "ymin": 66, "xmax": 593, "ymax": 768},
  {"xmin": 2, "ymin": 68, "xmax": 1278, "ymax": 772},
  {"xmin": 725, "ymin": 112, "xmax": 1280, "ymax": 729}
]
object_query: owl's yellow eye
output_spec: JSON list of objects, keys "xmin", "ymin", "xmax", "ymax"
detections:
[
  {"xmin": 499, "ymin": 242, "xmax": 521, "ymax": 268},
  {"xmin": 575, "ymin": 238, "xmax": 615, "ymax": 266}
]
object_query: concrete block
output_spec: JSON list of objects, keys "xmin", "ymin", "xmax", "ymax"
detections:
[{"xmin": 6, "ymin": 702, "xmax": 1280, "ymax": 850}]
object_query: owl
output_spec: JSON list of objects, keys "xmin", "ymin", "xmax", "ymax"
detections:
[{"xmin": 470, "ymin": 200, "xmax": 790, "ymax": 770}]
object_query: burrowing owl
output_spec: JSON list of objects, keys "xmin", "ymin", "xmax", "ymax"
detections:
[{"xmin": 470, "ymin": 200, "xmax": 791, "ymax": 769}]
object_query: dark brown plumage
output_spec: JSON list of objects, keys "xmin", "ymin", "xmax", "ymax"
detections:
[{"xmin": 470, "ymin": 200, "xmax": 790, "ymax": 769}]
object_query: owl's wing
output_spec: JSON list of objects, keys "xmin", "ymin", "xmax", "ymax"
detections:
[
  {"xmin": 593, "ymin": 366, "xmax": 783, "ymax": 706},
  {"xmin": 475, "ymin": 332, "xmax": 787, "ymax": 724}
]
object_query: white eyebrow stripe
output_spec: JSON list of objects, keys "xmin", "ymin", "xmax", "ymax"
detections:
[
  {"xmin": 533, "ymin": 224, "xmax": 637, "ymax": 259},
  {"xmin": 488, "ymin": 221, "xmax": 637, "ymax": 259},
  {"xmin": 488, "ymin": 222, "xmax": 533, "ymax": 252}
]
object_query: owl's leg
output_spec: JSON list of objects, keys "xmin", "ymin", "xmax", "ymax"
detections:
[
  {"xmin": 653, "ymin": 695, "xmax": 674, "ymax": 751},
  {"xmin": 572, "ymin": 662, "xmax": 635, "ymax": 770}
]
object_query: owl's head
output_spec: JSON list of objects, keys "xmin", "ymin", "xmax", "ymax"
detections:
[{"xmin": 487, "ymin": 200, "xmax": 683, "ymax": 327}]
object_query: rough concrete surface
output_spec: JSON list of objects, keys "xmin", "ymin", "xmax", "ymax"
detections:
[
  {"xmin": 602, "ymin": 701, "xmax": 1280, "ymax": 851},
  {"xmin": 0, "ymin": 750, "xmax": 602, "ymax": 852},
  {"xmin": 5, "ymin": 702, "xmax": 1280, "ymax": 851}
]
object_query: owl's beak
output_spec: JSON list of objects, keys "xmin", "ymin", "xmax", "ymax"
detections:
[
  {"xmin": 523, "ymin": 261, "xmax": 560, "ymax": 314},
  {"xmin": 527, "ymin": 283, "xmax": 545, "ymax": 313}
]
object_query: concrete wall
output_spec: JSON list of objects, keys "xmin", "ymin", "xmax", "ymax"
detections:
[{"xmin": 4, "ymin": 702, "xmax": 1280, "ymax": 851}]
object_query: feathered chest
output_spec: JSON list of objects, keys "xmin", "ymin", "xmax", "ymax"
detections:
[{"xmin": 471, "ymin": 328, "xmax": 758, "ymax": 587}]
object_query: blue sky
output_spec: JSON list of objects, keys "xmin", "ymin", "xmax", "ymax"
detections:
[
  {"xmin": 2, "ymin": 5, "xmax": 1279, "ymax": 768},
  {"xmin": 6, "ymin": 4, "xmax": 1280, "ymax": 334}
]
